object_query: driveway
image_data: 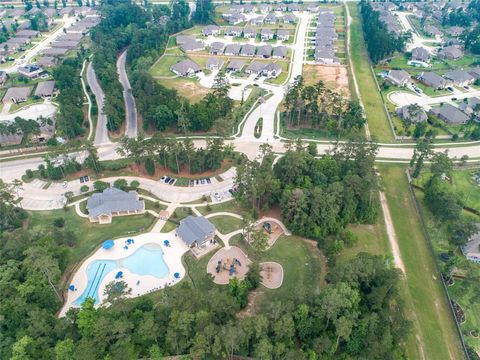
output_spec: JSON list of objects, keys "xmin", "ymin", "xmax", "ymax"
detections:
[
  {"xmin": 0, "ymin": 102, "xmax": 56, "ymax": 122},
  {"xmin": 117, "ymin": 50, "xmax": 138, "ymax": 138},
  {"xmin": 388, "ymin": 89, "xmax": 480, "ymax": 109},
  {"xmin": 394, "ymin": 11, "xmax": 439, "ymax": 53}
]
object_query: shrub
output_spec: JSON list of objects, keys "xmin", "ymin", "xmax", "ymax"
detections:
[
  {"xmin": 80, "ymin": 185, "xmax": 89, "ymax": 192},
  {"xmin": 93, "ymin": 180, "xmax": 110, "ymax": 192},
  {"xmin": 113, "ymin": 178, "xmax": 128, "ymax": 190},
  {"xmin": 25, "ymin": 169, "xmax": 34, "ymax": 179},
  {"xmin": 145, "ymin": 158, "xmax": 155, "ymax": 176},
  {"xmin": 53, "ymin": 217, "xmax": 65, "ymax": 228},
  {"xmin": 130, "ymin": 180, "xmax": 140, "ymax": 189}
]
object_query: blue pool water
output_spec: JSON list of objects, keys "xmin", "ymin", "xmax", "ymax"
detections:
[{"xmin": 74, "ymin": 243, "xmax": 169, "ymax": 306}]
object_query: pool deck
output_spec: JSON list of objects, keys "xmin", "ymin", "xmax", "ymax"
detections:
[{"xmin": 59, "ymin": 231, "xmax": 189, "ymax": 317}]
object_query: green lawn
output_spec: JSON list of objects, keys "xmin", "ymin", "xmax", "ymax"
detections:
[
  {"xmin": 27, "ymin": 209, "xmax": 155, "ymax": 272},
  {"xmin": 379, "ymin": 164, "xmax": 464, "ymax": 360},
  {"xmin": 150, "ymin": 55, "xmax": 187, "ymax": 77},
  {"xmin": 413, "ymin": 168, "xmax": 480, "ymax": 212},
  {"xmin": 207, "ymin": 215, "xmax": 243, "ymax": 234},
  {"xmin": 196, "ymin": 200, "xmax": 247, "ymax": 216},
  {"xmin": 161, "ymin": 207, "xmax": 194, "ymax": 233},
  {"xmin": 348, "ymin": 3, "xmax": 393, "ymax": 142}
]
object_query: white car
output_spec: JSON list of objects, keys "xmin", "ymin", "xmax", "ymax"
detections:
[{"xmin": 214, "ymin": 193, "xmax": 222, "ymax": 201}]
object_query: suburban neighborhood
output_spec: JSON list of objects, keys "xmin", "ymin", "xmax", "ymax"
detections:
[{"xmin": 0, "ymin": 1, "xmax": 479, "ymax": 360}]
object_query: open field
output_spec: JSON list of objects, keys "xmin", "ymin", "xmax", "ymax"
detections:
[
  {"xmin": 150, "ymin": 54, "xmax": 187, "ymax": 77},
  {"xmin": 208, "ymin": 214, "xmax": 243, "ymax": 234},
  {"xmin": 27, "ymin": 209, "xmax": 155, "ymax": 272},
  {"xmin": 379, "ymin": 164, "xmax": 464, "ymax": 360},
  {"xmin": 348, "ymin": 3, "xmax": 394, "ymax": 142},
  {"xmin": 302, "ymin": 64, "xmax": 350, "ymax": 96}
]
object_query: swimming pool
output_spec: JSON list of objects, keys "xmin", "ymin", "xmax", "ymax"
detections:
[{"xmin": 74, "ymin": 243, "xmax": 169, "ymax": 306}]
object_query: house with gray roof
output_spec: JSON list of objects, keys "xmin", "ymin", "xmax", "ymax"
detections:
[
  {"xmin": 34, "ymin": 81, "xmax": 55, "ymax": 98},
  {"xmin": 240, "ymin": 44, "xmax": 256, "ymax": 57},
  {"xmin": 461, "ymin": 230, "xmax": 480, "ymax": 264},
  {"xmin": 386, "ymin": 70, "xmax": 411, "ymax": 86},
  {"xmin": 246, "ymin": 60, "xmax": 266, "ymax": 75},
  {"xmin": 176, "ymin": 35, "xmax": 196, "ymax": 46},
  {"xmin": 224, "ymin": 43, "xmax": 241, "ymax": 56},
  {"xmin": 0, "ymin": 71, "xmax": 7, "ymax": 86},
  {"xmin": 170, "ymin": 59, "xmax": 201, "ymax": 77},
  {"xmin": 177, "ymin": 216, "xmax": 216, "ymax": 248},
  {"xmin": 0, "ymin": 132, "xmax": 23, "ymax": 147},
  {"xmin": 210, "ymin": 42, "xmax": 225, "ymax": 55},
  {"xmin": 272, "ymin": 46, "xmax": 287, "ymax": 59},
  {"xmin": 418, "ymin": 71, "xmax": 449, "ymax": 89},
  {"xmin": 458, "ymin": 97, "xmax": 480, "ymax": 118},
  {"xmin": 411, "ymin": 47, "xmax": 430, "ymax": 63},
  {"xmin": 314, "ymin": 48, "xmax": 338, "ymax": 64},
  {"xmin": 202, "ymin": 25, "xmax": 220, "ymax": 36},
  {"xmin": 469, "ymin": 67, "xmax": 480, "ymax": 80},
  {"xmin": 260, "ymin": 28, "xmax": 274, "ymax": 41},
  {"xmin": 430, "ymin": 104, "xmax": 469, "ymax": 124},
  {"xmin": 15, "ymin": 30, "xmax": 39, "ymax": 38},
  {"xmin": 35, "ymin": 56, "xmax": 56, "ymax": 68},
  {"xmin": 276, "ymin": 29, "xmax": 290, "ymax": 42},
  {"xmin": 3, "ymin": 86, "xmax": 31, "ymax": 104},
  {"xmin": 180, "ymin": 40, "xmax": 204, "ymax": 52},
  {"xmin": 42, "ymin": 47, "xmax": 69, "ymax": 56},
  {"xmin": 224, "ymin": 26, "xmax": 242, "ymax": 37},
  {"xmin": 206, "ymin": 57, "xmax": 224, "ymax": 70},
  {"xmin": 438, "ymin": 46, "xmax": 463, "ymax": 60},
  {"xmin": 250, "ymin": 16, "xmax": 264, "ymax": 26},
  {"xmin": 87, "ymin": 188, "xmax": 145, "ymax": 224},
  {"xmin": 444, "ymin": 70, "xmax": 475, "ymax": 86},
  {"xmin": 264, "ymin": 13, "xmax": 278, "ymax": 24},
  {"xmin": 446, "ymin": 26, "xmax": 464, "ymax": 37},
  {"xmin": 282, "ymin": 14, "xmax": 297, "ymax": 23},
  {"xmin": 396, "ymin": 105, "xmax": 427, "ymax": 123},
  {"xmin": 257, "ymin": 45, "xmax": 272, "ymax": 58},
  {"xmin": 424, "ymin": 25, "xmax": 442, "ymax": 37},
  {"xmin": 52, "ymin": 40, "xmax": 79, "ymax": 49},
  {"xmin": 243, "ymin": 28, "xmax": 257, "ymax": 39},
  {"xmin": 262, "ymin": 63, "xmax": 282, "ymax": 78},
  {"xmin": 226, "ymin": 59, "xmax": 245, "ymax": 72}
]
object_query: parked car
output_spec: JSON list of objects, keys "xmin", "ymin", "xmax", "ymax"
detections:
[
  {"xmin": 160, "ymin": 176, "xmax": 166, "ymax": 182},
  {"xmin": 214, "ymin": 193, "xmax": 222, "ymax": 201},
  {"xmin": 447, "ymin": 86, "xmax": 454, "ymax": 92},
  {"xmin": 464, "ymin": 85, "xmax": 470, "ymax": 90},
  {"xmin": 206, "ymin": 178, "xmax": 211, "ymax": 184},
  {"xmin": 168, "ymin": 178, "xmax": 175, "ymax": 185},
  {"xmin": 164, "ymin": 176, "xmax": 171, "ymax": 183}
]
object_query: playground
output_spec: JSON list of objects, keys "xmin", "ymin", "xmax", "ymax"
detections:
[
  {"xmin": 260, "ymin": 261, "xmax": 284, "ymax": 289},
  {"xmin": 254, "ymin": 218, "xmax": 288, "ymax": 249},
  {"xmin": 207, "ymin": 246, "xmax": 252, "ymax": 285}
]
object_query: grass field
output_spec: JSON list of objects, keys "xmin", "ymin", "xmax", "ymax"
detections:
[
  {"xmin": 348, "ymin": 3, "xmax": 394, "ymax": 142},
  {"xmin": 197, "ymin": 200, "xmax": 247, "ymax": 216},
  {"xmin": 27, "ymin": 209, "xmax": 155, "ymax": 272},
  {"xmin": 161, "ymin": 207, "xmax": 194, "ymax": 232},
  {"xmin": 208, "ymin": 214, "xmax": 243, "ymax": 234},
  {"xmin": 413, "ymin": 168, "xmax": 480, "ymax": 212},
  {"xmin": 379, "ymin": 164, "xmax": 464, "ymax": 360},
  {"xmin": 150, "ymin": 54, "xmax": 187, "ymax": 77}
]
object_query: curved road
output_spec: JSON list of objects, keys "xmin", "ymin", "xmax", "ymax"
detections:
[
  {"xmin": 86, "ymin": 62, "xmax": 111, "ymax": 146},
  {"xmin": 117, "ymin": 50, "xmax": 138, "ymax": 138}
]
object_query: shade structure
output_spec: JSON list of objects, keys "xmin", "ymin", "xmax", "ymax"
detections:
[
  {"xmin": 102, "ymin": 240, "xmax": 114, "ymax": 249},
  {"xmin": 164, "ymin": 240, "xmax": 170, "ymax": 246},
  {"xmin": 68, "ymin": 284, "xmax": 75, "ymax": 291},
  {"xmin": 115, "ymin": 271, "xmax": 123, "ymax": 279},
  {"xmin": 174, "ymin": 272, "xmax": 180, "ymax": 279}
]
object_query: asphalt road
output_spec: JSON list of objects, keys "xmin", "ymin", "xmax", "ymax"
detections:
[
  {"xmin": 117, "ymin": 50, "xmax": 138, "ymax": 138},
  {"xmin": 86, "ymin": 62, "xmax": 111, "ymax": 146}
]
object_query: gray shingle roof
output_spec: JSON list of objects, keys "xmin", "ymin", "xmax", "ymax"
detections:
[
  {"xmin": 177, "ymin": 216, "xmax": 215, "ymax": 246},
  {"xmin": 87, "ymin": 188, "xmax": 144, "ymax": 218},
  {"xmin": 430, "ymin": 104, "xmax": 469, "ymax": 124},
  {"xmin": 419, "ymin": 71, "xmax": 447, "ymax": 88},
  {"xmin": 34, "ymin": 81, "xmax": 55, "ymax": 97},
  {"xmin": 3, "ymin": 86, "xmax": 31, "ymax": 102}
]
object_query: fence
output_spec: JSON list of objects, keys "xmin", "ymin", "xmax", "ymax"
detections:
[{"xmin": 405, "ymin": 169, "xmax": 470, "ymax": 360}]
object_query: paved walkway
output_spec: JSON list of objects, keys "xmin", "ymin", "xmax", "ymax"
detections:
[{"xmin": 117, "ymin": 50, "xmax": 138, "ymax": 138}]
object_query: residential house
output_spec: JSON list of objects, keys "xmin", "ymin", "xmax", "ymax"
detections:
[
  {"xmin": 260, "ymin": 28, "xmax": 274, "ymax": 41},
  {"xmin": 314, "ymin": 48, "xmax": 339, "ymax": 64},
  {"xmin": 202, "ymin": 25, "xmax": 220, "ymax": 36},
  {"xmin": 180, "ymin": 40, "xmax": 204, "ymax": 52},
  {"xmin": 259, "ymin": 4, "xmax": 271, "ymax": 13},
  {"xmin": 461, "ymin": 231, "xmax": 480, "ymax": 264},
  {"xmin": 176, "ymin": 35, "xmax": 196, "ymax": 46},
  {"xmin": 243, "ymin": 28, "xmax": 257, "ymax": 39},
  {"xmin": 395, "ymin": 105, "xmax": 428, "ymax": 123},
  {"xmin": 18, "ymin": 64, "xmax": 43, "ymax": 79},
  {"xmin": 446, "ymin": 26, "xmax": 464, "ymax": 37},
  {"xmin": 458, "ymin": 97, "xmax": 480, "ymax": 118},
  {"xmin": 438, "ymin": 46, "xmax": 463, "ymax": 60},
  {"xmin": 0, "ymin": 132, "xmax": 23, "ymax": 147},
  {"xmin": 15, "ymin": 30, "xmax": 39, "ymax": 38},
  {"xmin": 206, "ymin": 57, "xmax": 224, "ymax": 71},
  {"xmin": 418, "ymin": 71, "xmax": 449, "ymax": 89},
  {"xmin": 209, "ymin": 42, "xmax": 225, "ymax": 55},
  {"xmin": 306, "ymin": 4, "xmax": 319, "ymax": 12},
  {"xmin": 226, "ymin": 59, "xmax": 245, "ymax": 72},
  {"xmin": 224, "ymin": 26, "xmax": 242, "ymax": 37},
  {"xmin": 177, "ymin": 216, "xmax": 216, "ymax": 249},
  {"xmin": 34, "ymin": 80, "xmax": 55, "ymax": 98},
  {"xmin": 250, "ymin": 16, "xmax": 264, "ymax": 26},
  {"xmin": 424, "ymin": 25, "xmax": 442, "ymax": 38},
  {"xmin": 286, "ymin": 3, "xmax": 300, "ymax": 12},
  {"xmin": 42, "ymin": 47, "xmax": 69, "ymax": 56},
  {"xmin": 469, "ymin": 67, "xmax": 480, "ymax": 80},
  {"xmin": 262, "ymin": 63, "xmax": 282, "ymax": 78},
  {"xmin": 57, "ymin": 33, "xmax": 83, "ymax": 42},
  {"xmin": 87, "ymin": 188, "xmax": 145, "ymax": 224},
  {"xmin": 444, "ymin": 70, "xmax": 475, "ymax": 86},
  {"xmin": 386, "ymin": 70, "xmax": 411, "ymax": 86},
  {"xmin": 264, "ymin": 13, "xmax": 277, "ymax": 24},
  {"xmin": 430, "ymin": 104, "xmax": 469, "ymax": 124},
  {"xmin": 35, "ymin": 56, "xmax": 56, "ymax": 68},
  {"xmin": 276, "ymin": 29, "xmax": 290, "ymax": 42},
  {"xmin": 257, "ymin": 44, "xmax": 272, "ymax": 58},
  {"xmin": 3, "ymin": 86, "xmax": 31, "ymax": 104},
  {"xmin": 240, "ymin": 44, "xmax": 256, "ymax": 57},
  {"xmin": 170, "ymin": 59, "xmax": 201, "ymax": 77},
  {"xmin": 282, "ymin": 14, "xmax": 297, "ymax": 24},
  {"xmin": 411, "ymin": 47, "xmax": 431, "ymax": 63},
  {"xmin": 224, "ymin": 43, "xmax": 241, "ymax": 56},
  {"xmin": 272, "ymin": 46, "xmax": 287, "ymax": 59},
  {"xmin": 246, "ymin": 60, "xmax": 265, "ymax": 75}
]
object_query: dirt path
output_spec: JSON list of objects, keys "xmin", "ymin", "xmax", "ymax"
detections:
[{"xmin": 379, "ymin": 190, "xmax": 406, "ymax": 274}]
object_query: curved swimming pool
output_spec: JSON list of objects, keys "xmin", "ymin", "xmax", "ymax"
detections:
[{"xmin": 74, "ymin": 243, "xmax": 169, "ymax": 306}]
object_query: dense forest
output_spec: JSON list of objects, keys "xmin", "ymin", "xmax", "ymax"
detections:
[
  {"xmin": 359, "ymin": 1, "xmax": 406, "ymax": 63},
  {"xmin": 284, "ymin": 76, "xmax": 365, "ymax": 137},
  {"xmin": 235, "ymin": 140, "xmax": 379, "ymax": 255}
]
